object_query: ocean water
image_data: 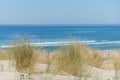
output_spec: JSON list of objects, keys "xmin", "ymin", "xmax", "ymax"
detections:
[{"xmin": 0, "ymin": 25, "xmax": 120, "ymax": 51}]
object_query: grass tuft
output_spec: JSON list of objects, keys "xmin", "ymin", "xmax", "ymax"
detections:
[
  {"xmin": 11, "ymin": 36, "xmax": 38, "ymax": 72},
  {"xmin": 48, "ymin": 42, "xmax": 90, "ymax": 76}
]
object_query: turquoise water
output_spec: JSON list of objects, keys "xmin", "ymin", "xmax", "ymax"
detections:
[{"xmin": 0, "ymin": 25, "xmax": 120, "ymax": 50}]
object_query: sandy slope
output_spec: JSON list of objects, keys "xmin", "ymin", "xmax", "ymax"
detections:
[{"xmin": 0, "ymin": 60, "xmax": 117, "ymax": 80}]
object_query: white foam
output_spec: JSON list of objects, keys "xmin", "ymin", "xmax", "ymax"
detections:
[
  {"xmin": 0, "ymin": 45, "xmax": 15, "ymax": 48},
  {"xmin": 0, "ymin": 40, "xmax": 120, "ymax": 49},
  {"xmin": 88, "ymin": 41, "xmax": 120, "ymax": 45},
  {"xmin": 30, "ymin": 40, "xmax": 96, "ymax": 46},
  {"xmin": 0, "ymin": 40, "xmax": 94, "ymax": 48}
]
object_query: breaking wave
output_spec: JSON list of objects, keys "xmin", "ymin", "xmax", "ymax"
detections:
[{"xmin": 1, "ymin": 40, "xmax": 120, "ymax": 49}]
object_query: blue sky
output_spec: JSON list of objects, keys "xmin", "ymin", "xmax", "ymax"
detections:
[{"xmin": 0, "ymin": 0, "xmax": 120, "ymax": 24}]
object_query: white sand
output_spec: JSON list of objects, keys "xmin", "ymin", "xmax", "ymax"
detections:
[
  {"xmin": 0, "ymin": 60, "xmax": 118, "ymax": 80},
  {"xmin": 0, "ymin": 72, "xmax": 15, "ymax": 80},
  {"xmin": 88, "ymin": 66, "xmax": 115, "ymax": 80}
]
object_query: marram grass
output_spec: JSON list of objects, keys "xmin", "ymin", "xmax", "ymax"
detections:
[
  {"xmin": 47, "ymin": 42, "xmax": 105, "ymax": 77},
  {"xmin": 48, "ymin": 42, "xmax": 91, "ymax": 76},
  {"xmin": 11, "ymin": 37, "xmax": 39, "ymax": 72}
]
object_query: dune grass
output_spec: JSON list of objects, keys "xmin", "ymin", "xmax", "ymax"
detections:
[
  {"xmin": 111, "ymin": 50, "xmax": 120, "ymax": 79},
  {"xmin": 48, "ymin": 42, "xmax": 91, "ymax": 76},
  {"xmin": 112, "ymin": 50, "xmax": 120, "ymax": 70},
  {"xmin": 88, "ymin": 50, "xmax": 104, "ymax": 68},
  {"xmin": 11, "ymin": 37, "xmax": 39, "ymax": 72},
  {"xmin": 0, "ymin": 50, "xmax": 13, "ymax": 60},
  {"xmin": 47, "ymin": 42, "xmax": 105, "ymax": 77}
]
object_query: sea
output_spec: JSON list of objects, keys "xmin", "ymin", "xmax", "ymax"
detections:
[{"xmin": 0, "ymin": 24, "xmax": 120, "ymax": 51}]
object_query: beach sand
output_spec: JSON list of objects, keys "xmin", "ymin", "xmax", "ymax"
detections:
[
  {"xmin": 0, "ymin": 62, "xmax": 116, "ymax": 80},
  {"xmin": 0, "ymin": 50, "xmax": 120, "ymax": 80}
]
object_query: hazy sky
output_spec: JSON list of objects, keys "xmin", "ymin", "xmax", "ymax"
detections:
[{"xmin": 0, "ymin": 0, "xmax": 120, "ymax": 24}]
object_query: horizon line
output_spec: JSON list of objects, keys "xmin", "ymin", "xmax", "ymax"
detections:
[{"xmin": 0, "ymin": 24, "xmax": 120, "ymax": 26}]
